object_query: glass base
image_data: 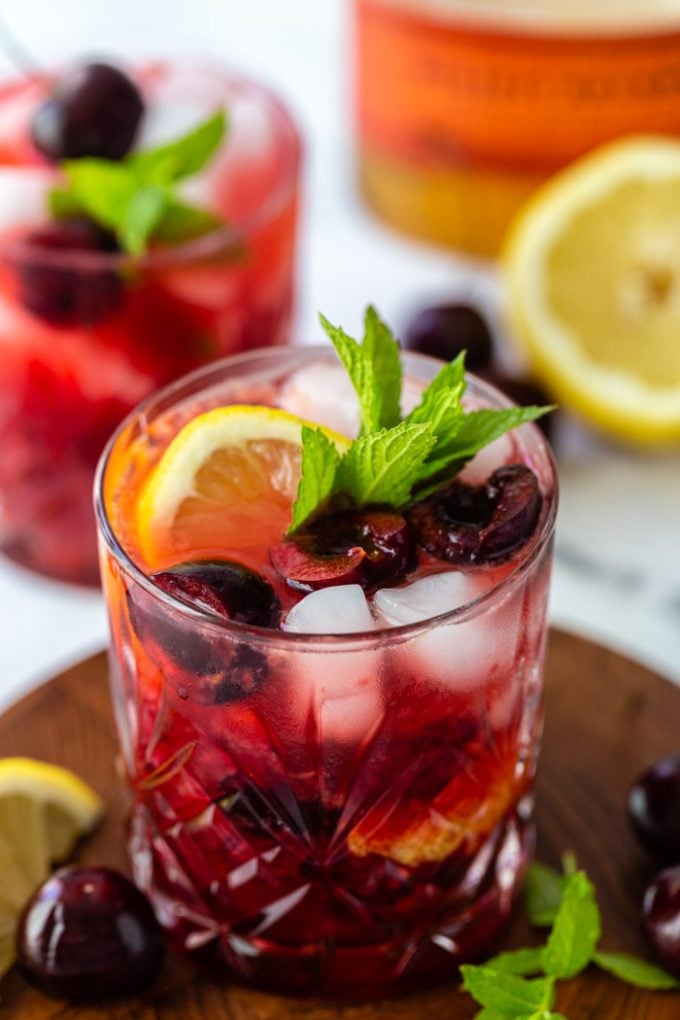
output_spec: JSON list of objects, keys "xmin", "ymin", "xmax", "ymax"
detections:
[{"xmin": 129, "ymin": 800, "xmax": 534, "ymax": 1000}]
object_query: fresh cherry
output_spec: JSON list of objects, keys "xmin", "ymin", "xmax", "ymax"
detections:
[
  {"xmin": 643, "ymin": 865, "xmax": 680, "ymax": 978},
  {"xmin": 16, "ymin": 866, "xmax": 165, "ymax": 1000},
  {"xmin": 32, "ymin": 62, "xmax": 144, "ymax": 162},
  {"xmin": 404, "ymin": 303, "xmax": 493, "ymax": 372},
  {"xmin": 408, "ymin": 464, "xmax": 542, "ymax": 565},
  {"xmin": 628, "ymin": 755, "xmax": 680, "ymax": 862},
  {"xmin": 153, "ymin": 560, "xmax": 281, "ymax": 629},
  {"xmin": 270, "ymin": 508, "xmax": 414, "ymax": 592},
  {"xmin": 18, "ymin": 218, "xmax": 123, "ymax": 326}
]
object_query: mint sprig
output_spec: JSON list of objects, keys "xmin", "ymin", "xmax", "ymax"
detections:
[
  {"xmin": 288, "ymin": 309, "xmax": 552, "ymax": 532},
  {"xmin": 49, "ymin": 110, "xmax": 227, "ymax": 255},
  {"xmin": 460, "ymin": 858, "xmax": 679, "ymax": 1019}
]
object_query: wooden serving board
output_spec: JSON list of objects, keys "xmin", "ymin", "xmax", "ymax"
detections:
[{"xmin": 0, "ymin": 630, "xmax": 678, "ymax": 1019}]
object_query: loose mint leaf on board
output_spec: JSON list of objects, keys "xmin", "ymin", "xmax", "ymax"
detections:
[
  {"xmin": 541, "ymin": 871, "xmax": 601, "ymax": 980},
  {"xmin": 290, "ymin": 427, "xmax": 342, "ymax": 532},
  {"xmin": 460, "ymin": 965, "xmax": 555, "ymax": 1015},
  {"xmin": 487, "ymin": 947, "xmax": 546, "ymax": 977},
  {"xmin": 337, "ymin": 421, "xmax": 436, "ymax": 507},
  {"xmin": 362, "ymin": 305, "xmax": 402, "ymax": 429},
  {"xmin": 524, "ymin": 862, "xmax": 569, "ymax": 928},
  {"xmin": 593, "ymin": 951, "xmax": 680, "ymax": 990}
]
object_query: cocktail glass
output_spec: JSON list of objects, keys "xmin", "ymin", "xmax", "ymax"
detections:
[
  {"xmin": 0, "ymin": 61, "xmax": 300, "ymax": 584},
  {"xmin": 95, "ymin": 346, "xmax": 557, "ymax": 999}
]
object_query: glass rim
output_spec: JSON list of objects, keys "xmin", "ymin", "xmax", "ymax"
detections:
[
  {"xmin": 94, "ymin": 344, "xmax": 558, "ymax": 652},
  {"xmin": 0, "ymin": 60, "xmax": 302, "ymax": 272}
]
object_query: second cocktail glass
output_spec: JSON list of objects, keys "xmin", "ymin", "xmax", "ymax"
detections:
[{"xmin": 0, "ymin": 61, "xmax": 300, "ymax": 585}]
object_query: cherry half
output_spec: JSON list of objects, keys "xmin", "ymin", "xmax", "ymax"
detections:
[
  {"xmin": 408, "ymin": 464, "xmax": 542, "ymax": 565},
  {"xmin": 153, "ymin": 560, "xmax": 281, "ymax": 629},
  {"xmin": 628, "ymin": 755, "xmax": 680, "ymax": 862},
  {"xmin": 270, "ymin": 508, "xmax": 414, "ymax": 592},
  {"xmin": 18, "ymin": 218, "xmax": 123, "ymax": 327},
  {"xmin": 32, "ymin": 62, "xmax": 144, "ymax": 162},
  {"xmin": 16, "ymin": 867, "xmax": 165, "ymax": 1000}
]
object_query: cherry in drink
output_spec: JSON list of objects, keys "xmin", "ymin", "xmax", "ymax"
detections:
[
  {"xmin": 0, "ymin": 60, "xmax": 300, "ymax": 584},
  {"xmin": 96, "ymin": 333, "xmax": 557, "ymax": 999}
]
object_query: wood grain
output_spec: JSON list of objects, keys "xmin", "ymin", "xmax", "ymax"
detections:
[{"xmin": 0, "ymin": 630, "xmax": 678, "ymax": 1018}]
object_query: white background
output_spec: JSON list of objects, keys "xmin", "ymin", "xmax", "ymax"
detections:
[{"xmin": 1, "ymin": 0, "xmax": 680, "ymax": 709}]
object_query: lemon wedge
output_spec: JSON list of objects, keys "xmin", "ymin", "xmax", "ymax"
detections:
[
  {"xmin": 0, "ymin": 757, "xmax": 102, "ymax": 981},
  {"xmin": 504, "ymin": 136, "xmax": 680, "ymax": 444},
  {"xmin": 136, "ymin": 405, "xmax": 350, "ymax": 566}
]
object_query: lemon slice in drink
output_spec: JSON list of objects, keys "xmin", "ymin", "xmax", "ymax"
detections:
[
  {"xmin": 137, "ymin": 405, "xmax": 350, "ymax": 566},
  {"xmin": 504, "ymin": 136, "xmax": 680, "ymax": 444},
  {"xmin": 0, "ymin": 758, "xmax": 102, "ymax": 981}
]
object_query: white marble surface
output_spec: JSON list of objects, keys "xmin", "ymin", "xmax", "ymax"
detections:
[{"xmin": 1, "ymin": 0, "xmax": 680, "ymax": 710}]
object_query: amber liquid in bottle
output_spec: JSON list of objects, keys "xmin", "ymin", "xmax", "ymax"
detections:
[{"xmin": 354, "ymin": 0, "xmax": 680, "ymax": 257}]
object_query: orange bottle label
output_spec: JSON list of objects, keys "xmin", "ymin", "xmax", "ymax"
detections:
[{"xmin": 355, "ymin": 0, "xmax": 680, "ymax": 173}]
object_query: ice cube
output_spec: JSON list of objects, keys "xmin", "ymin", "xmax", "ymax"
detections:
[
  {"xmin": 278, "ymin": 362, "xmax": 360, "ymax": 438},
  {"xmin": 373, "ymin": 571, "xmax": 479, "ymax": 627},
  {"xmin": 375, "ymin": 571, "xmax": 519, "ymax": 694},
  {"xmin": 284, "ymin": 584, "xmax": 376, "ymax": 634},
  {"xmin": 459, "ymin": 433, "xmax": 516, "ymax": 485},
  {"xmin": 0, "ymin": 167, "xmax": 54, "ymax": 230},
  {"xmin": 283, "ymin": 586, "xmax": 382, "ymax": 743}
]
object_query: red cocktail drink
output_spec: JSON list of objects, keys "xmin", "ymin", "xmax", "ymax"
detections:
[
  {"xmin": 0, "ymin": 62, "xmax": 300, "ymax": 584},
  {"xmin": 96, "ymin": 343, "xmax": 557, "ymax": 998}
]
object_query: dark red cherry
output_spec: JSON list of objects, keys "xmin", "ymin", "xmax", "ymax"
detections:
[
  {"xmin": 628, "ymin": 755, "xmax": 680, "ymax": 862},
  {"xmin": 16, "ymin": 866, "xmax": 165, "ymax": 1000},
  {"xmin": 127, "ymin": 561, "xmax": 278, "ymax": 702},
  {"xmin": 32, "ymin": 62, "xmax": 144, "ymax": 161},
  {"xmin": 270, "ymin": 509, "xmax": 414, "ymax": 592},
  {"xmin": 404, "ymin": 303, "xmax": 493, "ymax": 372},
  {"xmin": 408, "ymin": 464, "xmax": 542, "ymax": 565},
  {"xmin": 18, "ymin": 218, "xmax": 123, "ymax": 326},
  {"xmin": 153, "ymin": 560, "xmax": 280, "ymax": 629},
  {"xmin": 643, "ymin": 865, "xmax": 680, "ymax": 977}
]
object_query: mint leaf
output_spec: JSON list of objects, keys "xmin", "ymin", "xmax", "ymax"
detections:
[
  {"xmin": 460, "ymin": 965, "xmax": 555, "ymax": 1016},
  {"xmin": 541, "ymin": 871, "xmax": 601, "ymax": 979},
  {"xmin": 524, "ymin": 862, "xmax": 568, "ymax": 928},
  {"xmin": 363, "ymin": 305, "xmax": 402, "ymax": 429},
  {"xmin": 290, "ymin": 427, "xmax": 342, "ymax": 531},
  {"xmin": 593, "ymin": 951, "xmax": 680, "ymax": 990},
  {"xmin": 320, "ymin": 314, "xmax": 379, "ymax": 434},
  {"xmin": 152, "ymin": 199, "xmax": 221, "ymax": 244},
  {"xmin": 336, "ymin": 421, "xmax": 435, "ymax": 507},
  {"xmin": 130, "ymin": 109, "xmax": 226, "ymax": 183},
  {"xmin": 488, "ymin": 947, "xmax": 545, "ymax": 976},
  {"xmin": 120, "ymin": 185, "xmax": 168, "ymax": 256},
  {"xmin": 60, "ymin": 159, "xmax": 136, "ymax": 232},
  {"xmin": 320, "ymin": 311, "xmax": 402, "ymax": 435},
  {"xmin": 52, "ymin": 111, "xmax": 227, "ymax": 254},
  {"xmin": 434, "ymin": 406, "xmax": 552, "ymax": 463}
]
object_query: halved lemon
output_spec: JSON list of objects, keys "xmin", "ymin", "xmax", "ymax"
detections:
[
  {"xmin": 504, "ymin": 136, "xmax": 680, "ymax": 444},
  {"xmin": 136, "ymin": 405, "xmax": 350, "ymax": 567},
  {"xmin": 0, "ymin": 757, "xmax": 102, "ymax": 981}
]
